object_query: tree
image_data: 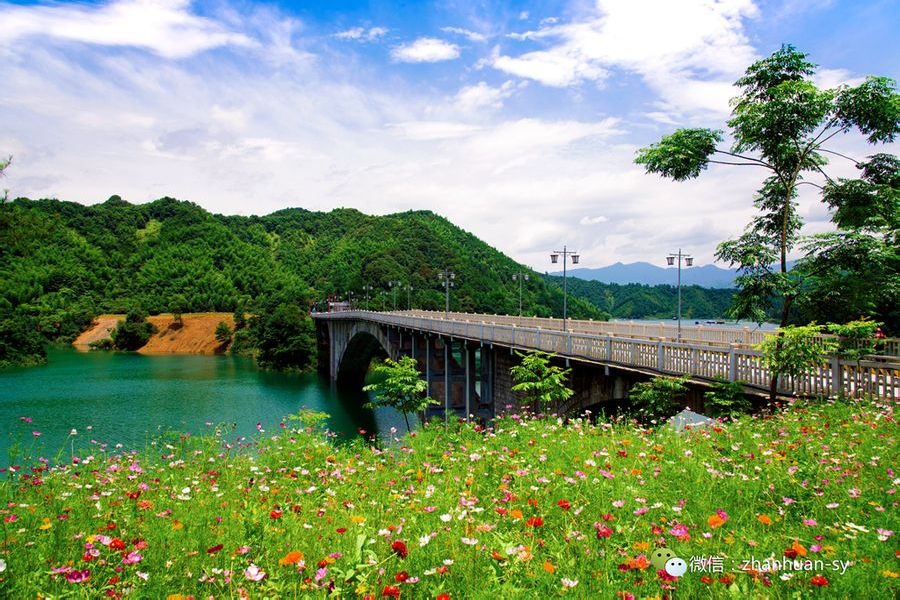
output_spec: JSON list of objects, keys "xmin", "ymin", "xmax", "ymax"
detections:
[
  {"xmin": 628, "ymin": 375, "xmax": 690, "ymax": 423},
  {"xmin": 170, "ymin": 293, "xmax": 188, "ymax": 326},
  {"xmin": 214, "ymin": 321, "xmax": 232, "ymax": 344},
  {"xmin": 363, "ymin": 355, "xmax": 437, "ymax": 432},
  {"xmin": 636, "ymin": 45, "xmax": 898, "ymax": 400},
  {"xmin": 111, "ymin": 309, "xmax": 156, "ymax": 351},
  {"xmin": 757, "ymin": 324, "xmax": 836, "ymax": 394},
  {"xmin": 509, "ymin": 351, "xmax": 574, "ymax": 413},
  {"xmin": 251, "ymin": 302, "xmax": 316, "ymax": 370}
]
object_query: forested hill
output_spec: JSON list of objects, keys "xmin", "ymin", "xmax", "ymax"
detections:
[
  {"xmin": 0, "ymin": 196, "xmax": 605, "ymax": 367},
  {"xmin": 544, "ymin": 274, "xmax": 736, "ymax": 320}
]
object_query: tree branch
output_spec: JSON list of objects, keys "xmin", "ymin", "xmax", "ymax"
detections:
[
  {"xmin": 713, "ymin": 149, "xmax": 773, "ymax": 168},
  {"xmin": 709, "ymin": 160, "xmax": 773, "ymax": 167},
  {"xmin": 796, "ymin": 181, "xmax": 824, "ymax": 190},
  {"xmin": 818, "ymin": 147, "xmax": 860, "ymax": 165}
]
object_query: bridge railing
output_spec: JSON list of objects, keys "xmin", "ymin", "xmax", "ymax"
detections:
[
  {"xmin": 397, "ymin": 309, "xmax": 900, "ymax": 356},
  {"xmin": 314, "ymin": 310, "xmax": 899, "ymax": 399}
]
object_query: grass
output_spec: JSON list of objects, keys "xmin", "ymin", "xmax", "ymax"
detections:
[{"xmin": 0, "ymin": 398, "xmax": 897, "ymax": 598}]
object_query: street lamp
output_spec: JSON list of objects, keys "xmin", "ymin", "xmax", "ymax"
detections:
[
  {"xmin": 388, "ymin": 280, "xmax": 401, "ymax": 311},
  {"xmin": 512, "ymin": 272, "xmax": 529, "ymax": 317},
  {"xmin": 405, "ymin": 284, "xmax": 413, "ymax": 310},
  {"xmin": 362, "ymin": 284, "xmax": 374, "ymax": 311},
  {"xmin": 666, "ymin": 249, "xmax": 693, "ymax": 341},
  {"xmin": 437, "ymin": 270, "xmax": 455, "ymax": 317},
  {"xmin": 550, "ymin": 246, "xmax": 579, "ymax": 331}
]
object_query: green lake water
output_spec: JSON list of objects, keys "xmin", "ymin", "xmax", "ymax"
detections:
[{"xmin": 0, "ymin": 347, "xmax": 401, "ymax": 464}]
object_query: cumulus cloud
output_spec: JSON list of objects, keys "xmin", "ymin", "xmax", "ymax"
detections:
[
  {"xmin": 580, "ymin": 215, "xmax": 608, "ymax": 225},
  {"xmin": 391, "ymin": 37, "xmax": 460, "ymax": 63},
  {"xmin": 453, "ymin": 81, "xmax": 518, "ymax": 112},
  {"xmin": 495, "ymin": 0, "xmax": 759, "ymax": 117},
  {"xmin": 0, "ymin": 0, "xmax": 253, "ymax": 59}
]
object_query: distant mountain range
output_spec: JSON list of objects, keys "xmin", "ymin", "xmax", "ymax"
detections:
[{"xmin": 557, "ymin": 262, "xmax": 738, "ymax": 288}]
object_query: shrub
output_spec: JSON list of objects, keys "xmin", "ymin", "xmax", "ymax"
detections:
[
  {"xmin": 628, "ymin": 375, "xmax": 690, "ymax": 422},
  {"xmin": 704, "ymin": 377, "xmax": 751, "ymax": 417}
]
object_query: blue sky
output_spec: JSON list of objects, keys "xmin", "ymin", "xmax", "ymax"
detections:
[{"xmin": 0, "ymin": 0, "xmax": 897, "ymax": 270}]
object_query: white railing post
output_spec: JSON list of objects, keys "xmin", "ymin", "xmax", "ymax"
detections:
[
  {"xmin": 657, "ymin": 341, "xmax": 664, "ymax": 372},
  {"xmin": 728, "ymin": 344, "xmax": 737, "ymax": 381},
  {"xmin": 831, "ymin": 356, "xmax": 842, "ymax": 398}
]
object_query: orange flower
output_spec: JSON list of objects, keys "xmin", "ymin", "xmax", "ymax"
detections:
[
  {"xmin": 791, "ymin": 540, "xmax": 808, "ymax": 557},
  {"xmin": 626, "ymin": 555, "xmax": 650, "ymax": 570},
  {"xmin": 511, "ymin": 509, "xmax": 523, "ymax": 520},
  {"xmin": 279, "ymin": 551, "xmax": 304, "ymax": 566},
  {"xmin": 757, "ymin": 514, "xmax": 772, "ymax": 525},
  {"xmin": 543, "ymin": 561, "xmax": 555, "ymax": 574},
  {"xmin": 707, "ymin": 514, "xmax": 726, "ymax": 529},
  {"xmin": 526, "ymin": 516, "xmax": 543, "ymax": 528}
]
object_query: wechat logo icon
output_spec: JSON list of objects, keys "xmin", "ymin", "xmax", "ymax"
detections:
[{"xmin": 651, "ymin": 547, "xmax": 687, "ymax": 577}]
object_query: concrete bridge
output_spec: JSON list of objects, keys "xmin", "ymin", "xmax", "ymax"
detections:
[{"xmin": 313, "ymin": 310, "xmax": 899, "ymax": 419}]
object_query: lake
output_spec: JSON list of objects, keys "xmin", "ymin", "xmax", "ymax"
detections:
[{"xmin": 0, "ymin": 347, "xmax": 402, "ymax": 464}]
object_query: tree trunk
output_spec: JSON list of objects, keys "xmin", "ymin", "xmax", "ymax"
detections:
[
  {"xmin": 403, "ymin": 412, "xmax": 411, "ymax": 433},
  {"xmin": 768, "ymin": 294, "xmax": 795, "ymax": 403}
]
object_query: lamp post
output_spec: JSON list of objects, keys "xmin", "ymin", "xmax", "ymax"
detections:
[
  {"xmin": 550, "ymin": 246, "xmax": 579, "ymax": 332},
  {"xmin": 388, "ymin": 280, "xmax": 401, "ymax": 311},
  {"xmin": 512, "ymin": 272, "xmax": 529, "ymax": 317},
  {"xmin": 666, "ymin": 249, "xmax": 693, "ymax": 341},
  {"xmin": 437, "ymin": 270, "xmax": 455, "ymax": 317},
  {"xmin": 406, "ymin": 284, "xmax": 413, "ymax": 310},
  {"xmin": 362, "ymin": 284, "xmax": 373, "ymax": 311}
]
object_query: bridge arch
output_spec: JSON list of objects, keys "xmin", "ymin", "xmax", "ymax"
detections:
[{"xmin": 336, "ymin": 330, "xmax": 389, "ymax": 389}]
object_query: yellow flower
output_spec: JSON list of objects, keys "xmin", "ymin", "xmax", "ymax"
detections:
[
  {"xmin": 882, "ymin": 570, "xmax": 899, "ymax": 578},
  {"xmin": 350, "ymin": 515, "xmax": 366, "ymax": 524},
  {"xmin": 38, "ymin": 518, "xmax": 52, "ymax": 531},
  {"xmin": 633, "ymin": 541, "xmax": 650, "ymax": 552},
  {"xmin": 171, "ymin": 520, "xmax": 184, "ymax": 531}
]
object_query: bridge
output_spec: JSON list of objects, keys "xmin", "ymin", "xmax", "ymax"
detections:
[{"xmin": 313, "ymin": 310, "xmax": 899, "ymax": 419}]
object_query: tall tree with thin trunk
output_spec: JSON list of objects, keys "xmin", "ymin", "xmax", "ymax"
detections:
[{"xmin": 635, "ymin": 45, "xmax": 899, "ymax": 401}]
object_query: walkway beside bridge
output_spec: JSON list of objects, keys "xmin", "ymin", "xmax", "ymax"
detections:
[{"xmin": 314, "ymin": 310, "xmax": 899, "ymax": 401}]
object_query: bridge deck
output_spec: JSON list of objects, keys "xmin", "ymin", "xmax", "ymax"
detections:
[{"xmin": 314, "ymin": 310, "xmax": 899, "ymax": 399}]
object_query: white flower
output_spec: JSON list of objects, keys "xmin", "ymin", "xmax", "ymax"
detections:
[
  {"xmin": 0, "ymin": 558, "xmax": 6, "ymax": 573},
  {"xmin": 561, "ymin": 578, "xmax": 578, "ymax": 588},
  {"xmin": 70, "ymin": 429, "xmax": 77, "ymax": 436},
  {"xmin": 440, "ymin": 513, "xmax": 452, "ymax": 522}
]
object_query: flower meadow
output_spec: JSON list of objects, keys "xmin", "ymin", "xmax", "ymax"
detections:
[{"xmin": 1, "ymin": 398, "xmax": 897, "ymax": 599}]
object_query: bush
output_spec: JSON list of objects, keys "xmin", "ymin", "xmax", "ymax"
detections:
[
  {"xmin": 111, "ymin": 309, "xmax": 156, "ymax": 351},
  {"xmin": 628, "ymin": 375, "xmax": 690, "ymax": 422},
  {"xmin": 215, "ymin": 321, "xmax": 233, "ymax": 344},
  {"xmin": 704, "ymin": 377, "xmax": 751, "ymax": 417},
  {"xmin": 88, "ymin": 338, "xmax": 114, "ymax": 351}
]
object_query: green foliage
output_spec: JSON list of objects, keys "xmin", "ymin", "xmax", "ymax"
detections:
[
  {"xmin": 251, "ymin": 302, "xmax": 315, "ymax": 370},
  {"xmin": 88, "ymin": 338, "xmax": 114, "ymax": 351},
  {"xmin": 634, "ymin": 128, "xmax": 722, "ymax": 180},
  {"xmin": 362, "ymin": 355, "xmax": 437, "ymax": 431},
  {"xmin": 110, "ymin": 309, "xmax": 156, "ymax": 351},
  {"xmin": 0, "ymin": 308, "xmax": 45, "ymax": 367},
  {"xmin": 1, "ymin": 197, "xmax": 611, "ymax": 367},
  {"xmin": 704, "ymin": 378, "xmax": 751, "ymax": 417},
  {"xmin": 628, "ymin": 375, "xmax": 690, "ymax": 422},
  {"xmin": 635, "ymin": 45, "xmax": 899, "ymax": 342},
  {"xmin": 214, "ymin": 321, "xmax": 232, "ymax": 344},
  {"xmin": 826, "ymin": 318, "xmax": 882, "ymax": 361},
  {"xmin": 509, "ymin": 351, "xmax": 574, "ymax": 411},
  {"xmin": 757, "ymin": 324, "xmax": 836, "ymax": 380},
  {"xmin": 546, "ymin": 274, "xmax": 735, "ymax": 320}
]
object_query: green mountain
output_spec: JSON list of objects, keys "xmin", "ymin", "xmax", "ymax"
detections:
[
  {"xmin": 0, "ymin": 196, "xmax": 606, "ymax": 367},
  {"xmin": 543, "ymin": 274, "xmax": 736, "ymax": 320}
]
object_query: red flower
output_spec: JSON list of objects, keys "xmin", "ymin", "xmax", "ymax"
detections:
[
  {"xmin": 391, "ymin": 540, "xmax": 408, "ymax": 559},
  {"xmin": 336, "ymin": 527, "xmax": 347, "ymax": 534},
  {"xmin": 436, "ymin": 594, "xmax": 450, "ymax": 600},
  {"xmin": 700, "ymin": 575, "xmax": 713, "ymax": 585},
  {"xmin": 382, "ymin": 585, "xmax": 401, "ymax": 598},
  {"xmin": 526, "ymin": 516, "xmax": 543, "ymax": 527},
  {"xmin": 784, "ymin": 547, "xmax": 798, "ymax": 559},
  {"xmin": 810, "ymin": 575, "xmax": 829, "ymax": 587},
  {"xmin": 207, "ymin": 544, "xmax": 223, "ymax": 554},
  {"xmin": 270, "ymin": 509, "xmax": 283, "ymax": 520},
  {"xmin": 557, "ymin": 499, "xmax": 571, "ymax": 511},
  {"xmin": 110, "ymin": 538, "xmax": 126, "ymax": 551},
  {"xmin": 395, "ymin": 571, "xmax": 409, "ymax": 582},
  {"xmin": 595, "ymin": 523, "xmax": 613, "ymax": 538}
]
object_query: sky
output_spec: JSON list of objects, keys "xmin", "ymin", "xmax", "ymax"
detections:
[{"xmin": 0, "ymin": 0, "xmax": 897, "ymax": 270}]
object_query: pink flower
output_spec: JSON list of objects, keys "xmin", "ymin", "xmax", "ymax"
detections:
[
  {"xmin": 244, "ymin": 564, "xmax": 266, "ymax": 581},
  {"xmin": 122, "ymin": 551, "xmax": 142, "ymax": 565},
  {"xmin": 848, "ymin": 488, "xmax": 860, "ymax": 498},
  {"xmin": 669, "ymin": 524, "xmax": 689, "ymax": 539},
  {"xmin": 236, "ymin": 546, "xmax": 250, "ymax": 555},
  {"xmin": 315, "ymin": 567, "xmax": 328, "ymax": 582},
  {"xmin": 803, "ymin": 519, "xmax": 817, "ymax": 527},
  {"xmin": 595, "ymin": 524, "xmax": 613, "ymax": 538},
  {"xmin": 65, "ymin": 569, "xmax": 90, "ymax": 583},
  {"xmin": 782, "ymin": 497, "xmax": 796, "ymax": 505}
]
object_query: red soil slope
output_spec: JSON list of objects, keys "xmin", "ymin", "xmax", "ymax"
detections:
[{"xmin": 74, "ymin": 313, "xmax": 235, "ymax": 354}]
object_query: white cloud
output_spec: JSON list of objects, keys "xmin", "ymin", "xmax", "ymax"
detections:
[
  {"xmin": 335, "ymin": 26, "xmax": 388, "ymax": 42},
  {"xmin": 0, "ymin": 0, "xmax": 253, "ymax": 59},
  {"xmin": 453, "ymin": 81, "xmax": 518, "ymax": 112},
  {"xmin": 813, "ymin": 68, "xmax": 865, "ymax": 89},
  {"xmin": 495, "ymin": 0, "xmax": 759, "ymax": 116},
  {"xmin": 440, "ymin": 26, "xmax": 488, "ymax": 42},
  {"xmin": 386, "ymin": 121, "xmax": 482, "ymax": 141},
  {"xmin": 580, "ymin": 215, "xmax": 608, "ymax": 225},
  {"xmin": 391, "ymin": 37, "xmax": 460, "ymax": 63}
]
